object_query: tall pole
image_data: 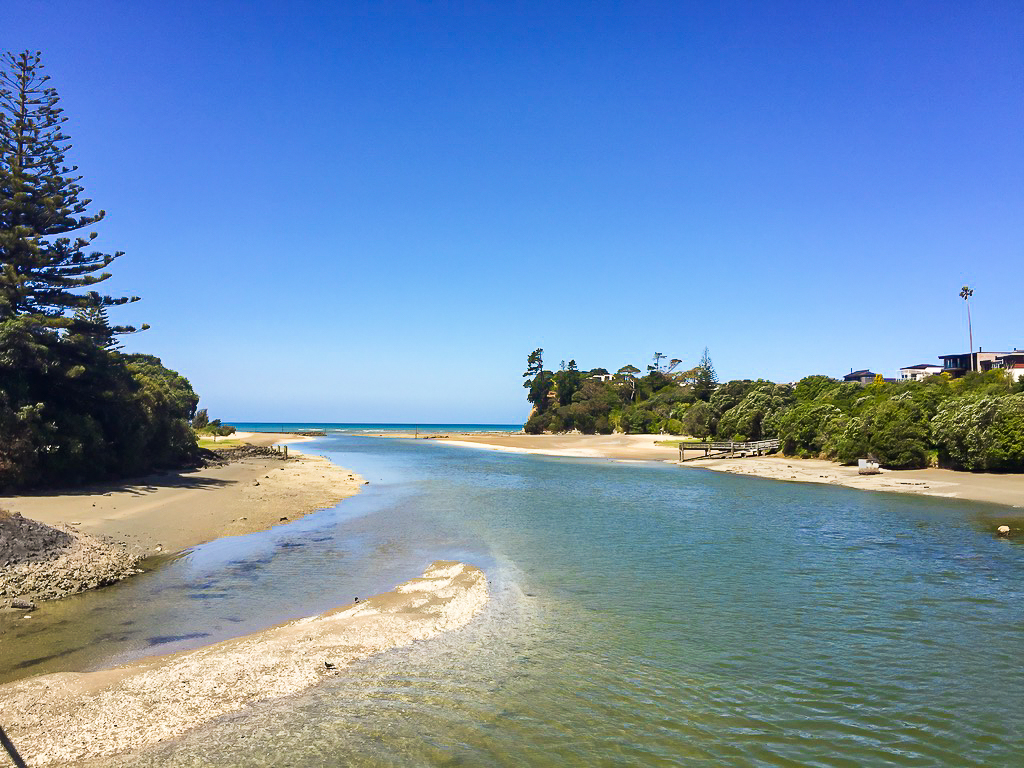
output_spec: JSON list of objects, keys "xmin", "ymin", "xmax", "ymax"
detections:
[{"xmin": 960, "ymin": 285, "xmax": 974, "ymax": 372}]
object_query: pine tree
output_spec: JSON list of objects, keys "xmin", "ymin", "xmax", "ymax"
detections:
[
  {"xmin": 0, "ymin": 51, "xmax": 140, "ymax": 333},
  {"xmin": 693, "ymin": 347, "xmax": 718, "ymax": 401},
  {"xmin": 72, "ymin": 304, "xmax": 121, "ymax": 350}
]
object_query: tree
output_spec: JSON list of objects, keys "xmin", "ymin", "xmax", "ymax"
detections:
[
  {"xmin": 71, "ymin": 304, "xmax": 121, "ymax": 350},
  {"xmin": 617, "ymin": 364, "xmax": 641, "ymax": 402},
  {"xmin": 693, "ymin": 347, "xmax": 718, "ymax": 401},
  {"xmin": 193, "ymin": 408, "xmax": 210, "ymax": 429},
  {"xmin": 0, "ymin": 52, "xmax": 195, "ymax": 490},
  {"xmin": 648, "ymin": 352, "xmax": 666, "ymax": 373},
  {"xmin": 523, "ymin": 348, "xmax": 553, "ymax": 414},
  {"xmin": 0, "ymin": 51, "xmax": 142, "ymax": 333}
]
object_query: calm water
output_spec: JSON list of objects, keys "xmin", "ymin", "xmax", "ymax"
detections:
[
  {"xmin": 229, "ymin": 421, "xmax": 522, "ymax": 434},
  {"xmin": 3, "ymin": 436, "xmax": 1023, "ymax": 766}
]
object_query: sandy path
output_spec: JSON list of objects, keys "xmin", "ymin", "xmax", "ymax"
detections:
[{"xmin": 0, "ymin": 561, "xmax": 488, "ymax": 766}]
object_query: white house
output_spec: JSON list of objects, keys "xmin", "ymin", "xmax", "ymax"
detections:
[{"xmin": 899, "ymin": 363, "xmax": 943, "ymax": 381}]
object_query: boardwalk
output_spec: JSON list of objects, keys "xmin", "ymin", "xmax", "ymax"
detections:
[{"xmin": 677, "ymin": 438, "xmax": 780, "ymax": 462}]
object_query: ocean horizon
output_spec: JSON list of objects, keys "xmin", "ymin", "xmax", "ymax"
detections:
[{"xmin": 229, "ymin": 422, "xmax": 523, "ymax": 434}]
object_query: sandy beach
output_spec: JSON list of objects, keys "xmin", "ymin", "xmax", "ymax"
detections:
[
  {"xmin": 435, "ymin": 433, "xmax": 1024, "ymax": 510},
  {"xmin": 0, "ymin": 561, "xmax": 488, "ymax": 765},
  {"xmin": 0, "ymin": 436, "xmax": 362, "ymax": 557}
]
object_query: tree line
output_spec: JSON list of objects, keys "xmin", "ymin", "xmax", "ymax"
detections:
[
  {"xmin": 522, "ymin": 348, "xmax": 1024, "ymax": 471},
  {"xmin": 0, "ymin": 51, "xmax": 199, "ymax": 490}
]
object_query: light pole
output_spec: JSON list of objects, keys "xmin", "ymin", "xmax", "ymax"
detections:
[{"xmin": 960, "ymin": 285, "xmax": 974, "ymax": 372}]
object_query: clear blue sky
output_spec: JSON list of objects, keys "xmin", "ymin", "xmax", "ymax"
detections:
[{"xmin": 6, "ymin": 1, "xmax": 1023, "ymax": 422}]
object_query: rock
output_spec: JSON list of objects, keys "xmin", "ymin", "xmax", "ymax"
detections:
[
  {"xmin": 279, "ymin": 516, "xmax": 289, "ymax": 522},
  {"xmin": 11, "ymin": 598, "xmax": 36, "ymax": 611},
  {"xmin": 997, "ymin": 525, "xmax": 1011, "ymax": 535},
  {"xmin": 252, "ymin": 480, "xmax": 260, "ymax": 487}
]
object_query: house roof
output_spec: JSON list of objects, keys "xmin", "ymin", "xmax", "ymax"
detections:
[
  {"xmin": 901, "ymin": 363, "xmax": 941, "ymax": 370},
  {"xmin": 844, "ymin": 370, "xmax": 877, "ymax": 378}
]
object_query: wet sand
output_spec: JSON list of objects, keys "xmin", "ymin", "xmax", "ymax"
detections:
[{"xmin": 0, "ymin": 561, "xmax": 488, "ymax": 766}]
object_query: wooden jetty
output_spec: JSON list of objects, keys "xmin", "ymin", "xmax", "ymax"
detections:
[{"xmin": 677, "ymin": 438, "xmax": 780, "ymax": 461}]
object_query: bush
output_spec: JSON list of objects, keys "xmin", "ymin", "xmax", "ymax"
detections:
[
  {"xmin": 619, "ymin": 406, "xmax": 658, "ymax": 434},
  {"xmin": 778, "ymin": 403, "xmax": 843, "ymax": 458},
  {"xmin": 664, "ymin": 418, "xmax": 685, "ymax": 435},
  {"xmin": 933, "ymin": 394, "xmax": 1024, "ymax": 471},
  {"xmin": 865, "ymin": 400, "xmax": 931, "ymax": 468},
  {"xmin": 681, "ymin": 401, "xmax": 714, "ymax": 439},
  {"xmin": 715, "ymin": 384, "xmax": 793, "ymax": 441}
]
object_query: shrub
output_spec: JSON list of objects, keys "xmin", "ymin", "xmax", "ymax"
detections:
[
  {"xmin": 932, "ymin": 394, "xmax": 1024, "ymax": 471},
  {"xmin": 778, "ymin": 403, "xmax": 843, "ymax": 457},
  {"xmin": 681, "ymin": 401, "xmax": 715, "ymax": 439},
  {"xmin": 664, "ymin": 418, "xmax": 685, "ymax": 435}
]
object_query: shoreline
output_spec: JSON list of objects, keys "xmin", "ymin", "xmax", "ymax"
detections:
[
  {"xmin": 0, "ymin": 433, "xmax": 363, "ymax": 603},
  {"xmin": 422, "ymin": 432, "xmax": 1024, "ymax": 511},
  {"xmin": 0, "ymin": 561, "xmax": 488, "ymax": 766}
]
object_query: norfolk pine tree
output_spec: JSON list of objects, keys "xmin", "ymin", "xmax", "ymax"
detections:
[{"xmin": 0, "ymin": 51, "xmax": 142, "ymax": 339}]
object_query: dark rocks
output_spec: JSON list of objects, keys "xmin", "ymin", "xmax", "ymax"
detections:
[
  {"xmin": 201, "ymin": 445, "xmax": 290, "ymax": 466},
  {"xmin": 0, "ymin": 509, "xmax": 74, "ymax": 567},
  {"xmin": 0, "ymin": 515, "xmax": 144, "ymax": 603}
]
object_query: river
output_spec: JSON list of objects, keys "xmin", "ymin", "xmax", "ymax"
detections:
[{"xmin": 3, "ymin": 435, "xmax": 1022, "ymax": 766}]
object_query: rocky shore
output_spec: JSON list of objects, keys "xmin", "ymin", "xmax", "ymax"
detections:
[{"xmin": 0, "ymin": 510, "xmax": 143, "ymax": 607}]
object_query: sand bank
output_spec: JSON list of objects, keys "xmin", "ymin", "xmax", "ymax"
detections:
[
  {"xmin": 0, "ymin": 561, "xmax": 488, "ymax": 765},
  {"xmin": 439, "ymin": 433, "xmax": 679, "ymax": 461},
  {"xmin": 688, "ymin": 455, "xmax": 1024, "ymax": 510},
  {"xmin": 436, "ymin": 433, "xmax": 1024, "ymax": 510},
  {"xmin": 0, "ymin": 451, "xmax": 362, "ymax": 557}
]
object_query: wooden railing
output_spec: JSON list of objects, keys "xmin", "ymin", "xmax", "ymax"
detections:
[{"xmin": 677, "ymin": 438, "xmax": 780, "ymax": 461}]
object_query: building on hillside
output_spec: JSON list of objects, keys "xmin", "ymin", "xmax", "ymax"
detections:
[
  {"xmin": 843, "ymin": 369, "xmax": 881, "ymax": 384},
  {"xmin": 899, "ymin": 363, "xmax": 943, "ymax": 381},
  {"xmin": 995, "ymin": 350, "xmax": 1024, "ymax": 382},
  {"xmin": 939, "ymin": 350, "xmax": 1008, "ymax": 378},
  {"xmin": 591, "ymin": 373, "xmax": 616, "ymax": 382}
]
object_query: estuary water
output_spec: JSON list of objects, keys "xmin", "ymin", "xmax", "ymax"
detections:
[{"xmin": 3, "ymin": 435, "xmax": 1023, "ymax": 766}]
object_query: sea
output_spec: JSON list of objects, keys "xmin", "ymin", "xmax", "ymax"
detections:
[
  {"xmin": 2, "ymin": 431, "xmax": 1022, "ymax": 766},
  {"xmin": 229, "ymin": 422, "xmax": 523, "ymax": 435}
]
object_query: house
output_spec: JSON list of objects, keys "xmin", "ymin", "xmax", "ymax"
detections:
[
  {"xmin": 899, "ymin": 364, "xmax": 943, "ymax": 381},
  {"xmin": 995, "ymin": 350, "xmax": 1024, "ymax": 382},
  {"xmin": 938, "ymin": 350, "xmax": 1008, "ymax": 378},
  {"xmin": 843, "ymin": 369, "xmax": 881, "ymax": 384}
]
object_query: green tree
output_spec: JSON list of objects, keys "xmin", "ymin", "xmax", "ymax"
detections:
[
  {"xmin": 523, "ymin": 348, "xmax": 553, "ymax": 414},
  {"xmin": 0, "ymin": 51, "xmax": 142, "ymax": 332},
  {"xmin": 617, "ymin": 364, "xmax": 641, "ymax": 402},
  {"xmin": 693, "ymin": 347, "xmax": 718, "ymax": 401},
  {"xmin": 193, "ymin": 408, "xmax": 210, "ymax": 429}
]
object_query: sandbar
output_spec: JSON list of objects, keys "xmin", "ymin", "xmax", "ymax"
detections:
[{"xmin": 0, "ymin": 561, "xmax": 488, "ymax": 765}]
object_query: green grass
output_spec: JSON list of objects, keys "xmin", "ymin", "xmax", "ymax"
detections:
[
  {"xmin": 198, "ymin": 437, "xmax": 244, "ymax": 449},
  {"xmin": 654, "ymin": 438, "xmax": 710, "ymax": 447}
]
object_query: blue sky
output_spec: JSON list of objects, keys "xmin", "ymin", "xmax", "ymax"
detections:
[{"xmin": 6, "ymin": 1, "xmax": 1022, "ymax": 422}]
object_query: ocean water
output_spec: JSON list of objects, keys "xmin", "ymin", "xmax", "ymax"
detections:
[
  {"xmin": 229, "ymin": 422, "xmax": 522, "ymax": 434},
  {"xmin": 3, "ymin": 435, "xmax": 1023, "ymax": 766}
]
